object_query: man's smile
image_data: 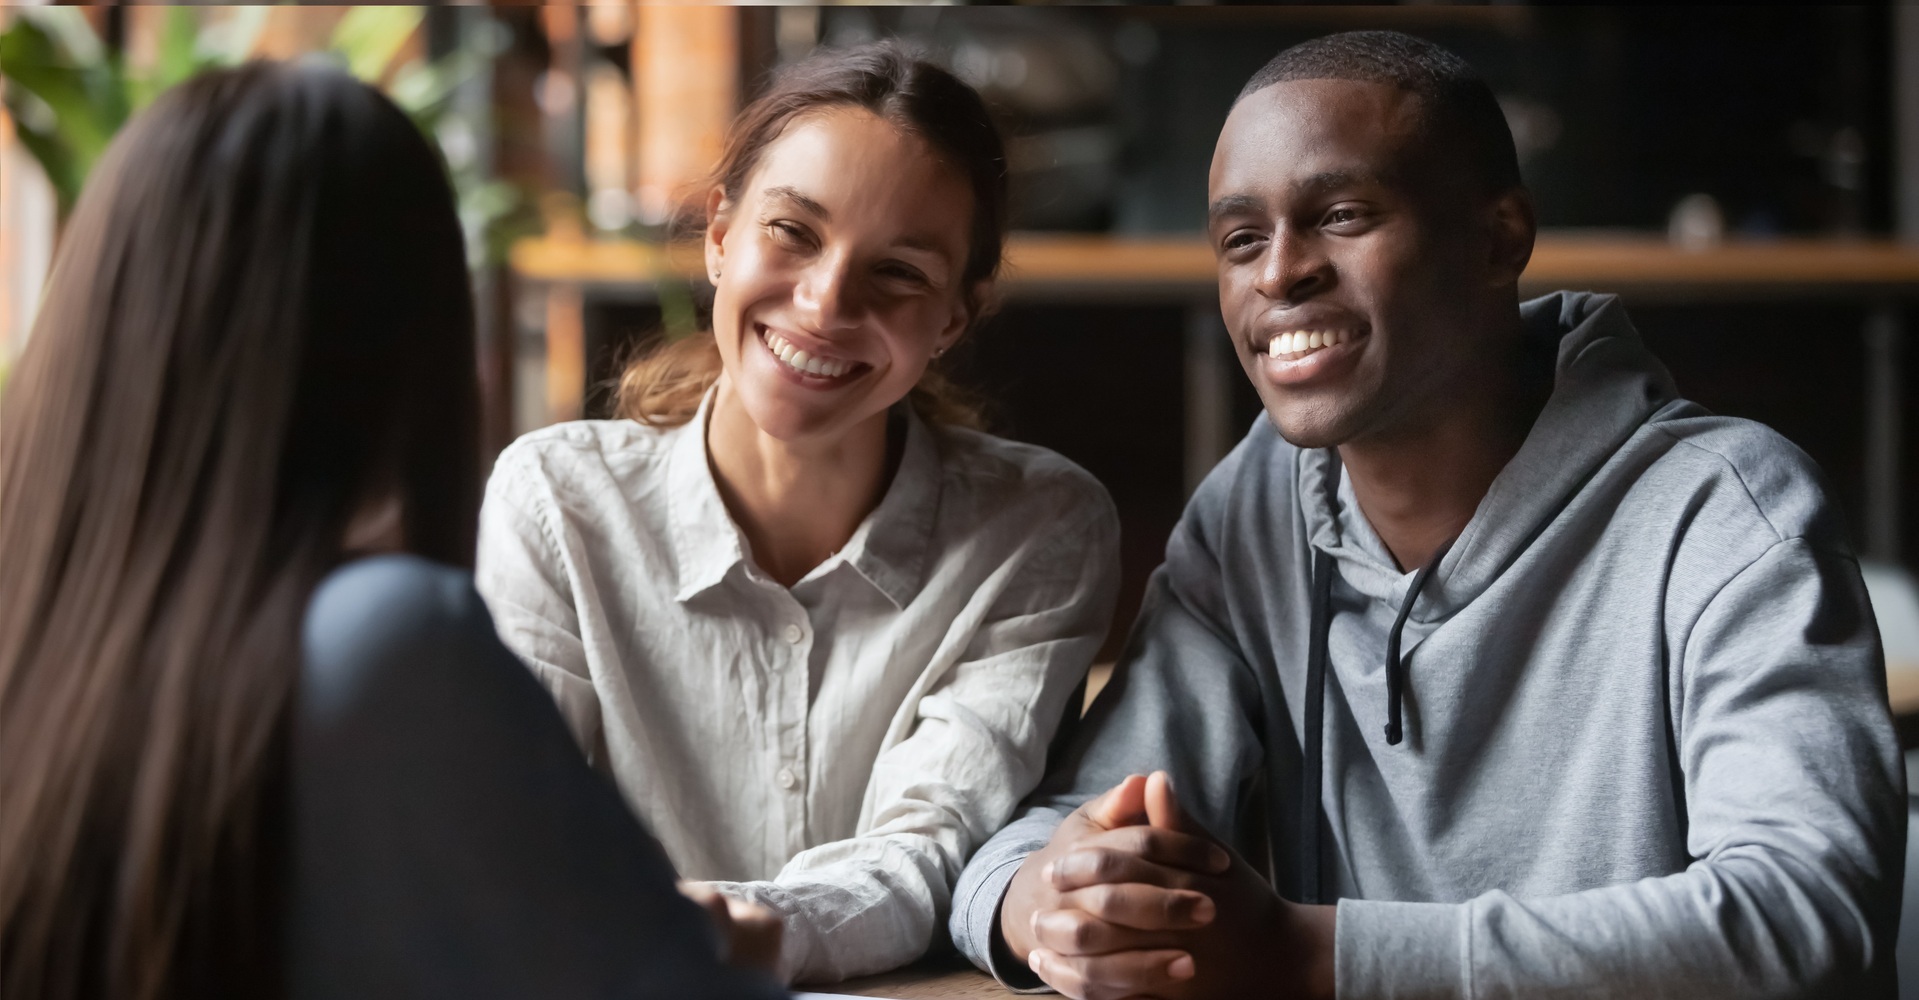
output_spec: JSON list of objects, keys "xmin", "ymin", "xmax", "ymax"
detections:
[
  {"xmin": 1254, "ymin": 324, "xmax": 1368, "ymax": 386},
  {"xmin": 1264, "ymin": 327, "xmax": 1359, "ymax": 359}
]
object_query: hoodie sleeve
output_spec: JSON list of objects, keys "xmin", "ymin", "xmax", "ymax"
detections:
[
  {"xmin": 1335, "ymin": 537, "xmax": 1905, "ymax": 999},
  {"xmin": 949, "ymin": 447, "xmax": 1274, "ymax": 989}
]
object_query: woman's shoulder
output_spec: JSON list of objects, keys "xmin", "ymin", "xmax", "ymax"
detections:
[
  {"xmin": 484, "ymin": 418, "xmax": 690, "ymax": 531},
  {"xmin": 491, "ymin": 418, "xmax": 681, "ymax": 491},
  {"xmin": 299, "ymin": 554, "xmax": 501, "ymax": 726},
  {"xmin": 933, "ymin": 425, "xmax": 1117, "ymax": 526}
]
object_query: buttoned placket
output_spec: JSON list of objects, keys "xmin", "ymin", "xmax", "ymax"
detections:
[{"xmin": 763, "ymin": 584, "xmax": 812, "ymax": 861}]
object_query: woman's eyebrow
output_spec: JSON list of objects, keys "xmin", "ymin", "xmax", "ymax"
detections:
[
  {"xmin": 890, "ymin": 233, "xmax": 952, "ymax": 256},
  {"xmin": 763, "ymin": 185, "xmax": 829, "ymax": 219}
]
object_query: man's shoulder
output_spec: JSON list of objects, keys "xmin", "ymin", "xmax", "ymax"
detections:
[
  {"xmin": 1188, "ymin": 414, "xmax": 1306, "ymax": 524},
  {"xmin": 1638, "ymin": 401, "xmax": 1846, "ymax": 549}
]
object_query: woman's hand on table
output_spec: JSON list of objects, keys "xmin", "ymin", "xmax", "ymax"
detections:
[{"xmin": 679, "ymin": 880, "xmax": 784, "ymax": 974}]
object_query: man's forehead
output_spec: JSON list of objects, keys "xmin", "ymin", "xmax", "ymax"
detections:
[
  {"xmin": 1232, "ymin": 76, "xmax": 1424, "ymax": 134},
  {"xmin": 1209, "ymin": 78, "xmax": 1425, "ymax": 201}
]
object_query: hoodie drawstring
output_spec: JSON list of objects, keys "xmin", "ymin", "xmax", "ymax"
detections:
[
  {"xmin": 1298, "ymin": 536, "xmax": 1453, "ymax": 903},
  {"xmin": 1383, "ymin": 537, "xmax": 1454, "ymax": 746},
  {"xmin": 1298, "ymin": 549, "xmax": 1335, "ymax": 904}
]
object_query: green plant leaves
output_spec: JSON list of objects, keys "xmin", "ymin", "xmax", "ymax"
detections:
[
  {"xmin": 329, "ymin": 6, "xmax": 424, "ymax": 83},
  {"xmin": 0, "ymin": 11, "xmax": 127, "ymax": 214},
  {"xmin": 0, "ymin": 6, "xmax": 530, "ymax": 266}
]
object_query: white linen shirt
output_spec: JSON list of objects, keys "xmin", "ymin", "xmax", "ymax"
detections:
[{"xmin": 474, "ymin": 392, "xmax": 1118, "ymax": 983}]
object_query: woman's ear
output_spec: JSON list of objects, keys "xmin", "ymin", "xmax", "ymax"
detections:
[
  {"xmin": 703, "ymin": 187, "xmax": 731, "ymax": 285},
  {"xmin": 936, "ymin": 279, "xmax": 994, "ymax": 355}
]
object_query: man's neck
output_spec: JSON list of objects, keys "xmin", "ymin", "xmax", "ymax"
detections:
[
  {"xmin": 1337, "ymin": 321, "xmax": 1547, "ymax": 572},
  {"xmin": 706, "ymin": 378, "xmax": 893, "ymax": 589}
]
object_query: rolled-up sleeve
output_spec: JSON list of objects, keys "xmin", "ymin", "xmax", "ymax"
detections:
[{"xmin": 715, "ymin": 482, "xmax": 1122, "ymax": 985}]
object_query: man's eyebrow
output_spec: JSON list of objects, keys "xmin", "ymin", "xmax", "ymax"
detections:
[
  {"xmin": 1207, "ymin": 193, "xmax": 1264, "ymax": 223},
  {"xmin": 763, "ymin": 185, "xmax": 828, "ymax": 220},
  {"xmin": 1292, "ymin": 169, "xmax": 1385, "ymax": 195},
  {"xmin": 1208, "ymin": 170, "xmax": 1391, "ymax": 224}
]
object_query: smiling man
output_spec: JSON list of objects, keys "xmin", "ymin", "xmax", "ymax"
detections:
[{"xmin": 949, "ymin": 31, "xmax": 1904, "ymax": 999}]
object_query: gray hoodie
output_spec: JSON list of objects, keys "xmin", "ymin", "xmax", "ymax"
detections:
[{"xmin": 951, "ymin": 292, "xmax": 1905, "ymax": 998}]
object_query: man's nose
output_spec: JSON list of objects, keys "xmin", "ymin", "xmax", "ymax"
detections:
[{"xmin": 1253, "ymin": 230, "xmax": 1333, "ymax": 303}]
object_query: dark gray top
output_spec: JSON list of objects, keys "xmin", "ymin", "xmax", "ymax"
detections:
[
  {"xmin": 951, "ymin": 293, "xmax": 1905, "ymax": 998},
  {"xmin": 287, "ymin": 554, "xmax": 784, "ymax": 1000}
]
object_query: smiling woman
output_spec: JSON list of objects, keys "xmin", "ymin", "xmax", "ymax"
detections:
[
  {"xmin": 615, "ymin": 43, "xmax": 1005, "ymax": 433},
  {"xmin": 474, "ymin": 41, "xmax": 1122, "ymax": 988}
]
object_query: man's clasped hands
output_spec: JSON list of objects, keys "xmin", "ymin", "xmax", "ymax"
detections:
[{"xmin": 1000, "ymin": 772, "xmax": 1338, "ymax": 1000}]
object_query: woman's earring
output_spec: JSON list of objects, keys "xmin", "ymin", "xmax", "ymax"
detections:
[{"xmin": 933, "ymin": 346, "xmax": 948, "ymax": 359}]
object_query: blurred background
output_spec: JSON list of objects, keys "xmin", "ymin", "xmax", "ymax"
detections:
[{"xmin": 2, "ymin": 3, "xmax": 1917, "ymax": 690}]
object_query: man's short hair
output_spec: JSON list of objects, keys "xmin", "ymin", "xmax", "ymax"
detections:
[{"xmin": 1238, "ymin": 30, "xmax": 1522, "ymax": 196}]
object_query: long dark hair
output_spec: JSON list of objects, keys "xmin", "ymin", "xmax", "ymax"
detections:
[
  {"xmin": 614, "ymin": 40, "xmax": 1008, "ymax": 429},
  {"xmin": 0, "ymin": 62, "xmax": 478, "ymax": 999}
]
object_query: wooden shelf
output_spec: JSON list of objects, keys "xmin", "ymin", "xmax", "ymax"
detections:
[
  {"xmin": 1887, "ymin": 665, "xmax": 1919, "ymax": 717},
  {"xmin": 511, "ymin": 232, "xmax": 1919, "ymax": 302}
]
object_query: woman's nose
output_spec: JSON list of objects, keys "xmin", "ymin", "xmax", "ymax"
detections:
[{"xmin": 794, "ymin": 255, "xmax": 858, "ymax": 331}]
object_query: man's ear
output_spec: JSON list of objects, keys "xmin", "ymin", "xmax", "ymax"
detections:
[
  {"xmin": 1485, "ymin": 187, "xmax": 1537, "ymax": 287},
  {"xmin": 703, "ymin": 186, "xmax": 731, "ymax": 285}
]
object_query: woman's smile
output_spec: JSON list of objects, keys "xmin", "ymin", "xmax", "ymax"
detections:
[{"xmin": 756, "ymin": 323, "xmax": 870, "ymax": 386}]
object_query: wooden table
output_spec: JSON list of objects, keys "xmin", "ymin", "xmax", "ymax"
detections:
[{"xmin": 809, "ymin": 954, "xmax": 1012, "ymax": 999}]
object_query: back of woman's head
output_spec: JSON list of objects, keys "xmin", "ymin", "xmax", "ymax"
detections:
[
  {"xmin": 615, "ymin": 40, "xmax": 1007, "ymax": 429},
  {"xmin": 0, "ymin": 61, "xmax": 476, "ymax": 999}
]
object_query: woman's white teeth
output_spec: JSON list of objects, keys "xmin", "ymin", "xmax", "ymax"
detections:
[
  {"xmin": 1268, "ymin": 329, "xmax": 1349, "ymax": 358},
  {"xmin": 762, "ymin": 329, "xmax": 854, "ymax": 378}
]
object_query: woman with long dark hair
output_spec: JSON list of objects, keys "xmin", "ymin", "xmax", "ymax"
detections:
[
  {"xmin": 476, "ymin": 41, "xmax": 1120, "ymax": 984},
  {"xmin": 0, "ymin": 63, "xmax": 781, "ymax": 1000}
]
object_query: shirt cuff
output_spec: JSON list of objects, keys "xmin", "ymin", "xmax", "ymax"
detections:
[
  {"xmin": 949, "ymin": 853, "xmax": 1053, "ymax": 992},
  {"xmin": 705, "ymin": 879, "xmax": 812, "ymax": 985},
  {"xmin": 1334, "ymin": 898, "xmax": 1467, "ymax": 1000}
]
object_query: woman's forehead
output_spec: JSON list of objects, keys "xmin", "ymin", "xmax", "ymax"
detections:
[{"xmin": 741, "ymin": 109, "xmax": 972, "ymax": 249}]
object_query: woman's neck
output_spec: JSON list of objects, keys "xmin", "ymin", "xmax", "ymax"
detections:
[{"xmin": 705, "ymin": 377, "xmax": 896, "ymax": 588}]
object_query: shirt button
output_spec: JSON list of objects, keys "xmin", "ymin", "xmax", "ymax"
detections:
[
  {"xmin": 777, "ymin": 767, "xmax": 800, "ymax": 790},
  {"xmin": 783, "ymin": 623, "xmax": 804, "ymax": 644}
]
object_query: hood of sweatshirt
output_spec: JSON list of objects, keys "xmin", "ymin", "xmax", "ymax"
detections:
[{"xmin": 1298, "ymin": 291, "xmax": 1680, "ymax": 621}]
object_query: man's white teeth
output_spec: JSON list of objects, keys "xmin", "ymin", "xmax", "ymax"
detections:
[
  {"xmin": 1267, "ymin": 329, "xmax": 1350, "ymax": 358},
  {"xmin": 762, "ymin": 329, "xmax": 854, "ymax": 378}
]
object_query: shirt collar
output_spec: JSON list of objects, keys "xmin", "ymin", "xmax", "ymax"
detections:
[
  {"xmin": 666, "ymin": 388, "xmax": 748, "ymax": 602},
  {"xmin": 664, "ymin": 388, "xmax": 943, "ymax": 609},
  {"xmin": 834, "ymin": 405, "xmax": 941, "ymax": 610}
]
